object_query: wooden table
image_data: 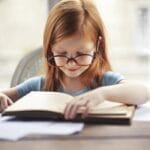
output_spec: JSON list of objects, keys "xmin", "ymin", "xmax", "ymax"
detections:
[{"xmin": 1, "ymin": 121, "xmax": 150, "ymax": 150}]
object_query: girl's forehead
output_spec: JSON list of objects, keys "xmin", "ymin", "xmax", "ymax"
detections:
[{"xmin": 52, "ymin": 34, "xmax": 95, "ymax": 51}]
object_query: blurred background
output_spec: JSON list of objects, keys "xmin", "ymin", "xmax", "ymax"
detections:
[{"xmin": 0, "ymin": 0, "xmax": 150, "ymax": 90}]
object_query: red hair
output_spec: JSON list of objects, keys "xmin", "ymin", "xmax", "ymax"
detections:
[{"xmin": 43, "ymin": 0, "xmax": 112, "ymax": 91}]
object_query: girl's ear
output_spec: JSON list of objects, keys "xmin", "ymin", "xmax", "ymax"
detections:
[
  {"xmin": 96, "ymin": 36, "xmax": 102, "ymax": 52},
  {"xmin": 98, "ymin": 36, "xmax": 102, "ymax": 41}
]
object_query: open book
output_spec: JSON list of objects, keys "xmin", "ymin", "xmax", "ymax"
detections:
[{"xmin": 2, "ymin": 91, "xmax": 135, "ymax": 124}]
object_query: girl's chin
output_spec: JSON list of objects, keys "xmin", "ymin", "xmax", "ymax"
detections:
[
  {"xmin": 62, "ymin": 71, "xmax": 83, "ymax": 78},
  {"xmin": 60, "ymin": 67, "xmax": 89, "ymax": 78},
  {"xmin": 64, "ymin": 73, "xmax": 81, "ymax": 78}
]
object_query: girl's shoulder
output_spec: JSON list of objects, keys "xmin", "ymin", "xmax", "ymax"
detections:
[
  {"xmin": 15, "ymin": 76, "xmax": 45, "ymax": 97},
  {"xmin": 101, "ymin": 71, "xmax": 125, "ymax": 86},
  {"xmin": 20, "ymin": 76, "xmax": 45, "ymax": 88}
]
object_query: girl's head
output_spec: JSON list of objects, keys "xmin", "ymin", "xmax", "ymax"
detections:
[{"xmin": 43, "ymin": 0, "xmax": 112, "ymax": 91}]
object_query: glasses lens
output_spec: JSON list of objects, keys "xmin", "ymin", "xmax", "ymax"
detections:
[
  {"xmin": 75, "ymin": 54, "xmax": 93, "ymax": 66},
  {"xmin": 47, "ymin": 56, "xmax": 66, "ymax": 67},
  {"xmin": 54, "ymin": 56, "xmax": 67, "ymax": 66},
  {"xmin": 48, "ymin": 54, "xmax": 94, "ymax": 67}
]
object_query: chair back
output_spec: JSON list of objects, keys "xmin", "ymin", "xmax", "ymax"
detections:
[{"xmin": 10, "ymin": 47, "xmax": 44, "ymax": 87}]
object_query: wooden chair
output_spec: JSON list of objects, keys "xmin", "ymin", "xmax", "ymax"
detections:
[{"xmin": 10, "ymin": 47, "xmax": 43, "ymax": 87}]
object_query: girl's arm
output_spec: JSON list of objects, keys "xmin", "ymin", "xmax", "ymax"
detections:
[
  {"xmin": 64, "ymin": 80, "xmax": 149, "ymax": 119},
  {"xmin": 2, "ymin": 88, "xmax": 20, "ymax": 102},
  {"xmin": 98, "ymin": 80, "xmax": 149, "ymax": 105}
]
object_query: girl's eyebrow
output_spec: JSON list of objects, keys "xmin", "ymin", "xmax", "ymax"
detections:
[
  {"xmin": 52, "ymin": 47, "xmax": 66, "ymax": 52},
  {"xmin": 54, "ymin": 50, "xmax": 93, "ymax": 54},
  {"xmin": 53, "ymin": 46, "xmax": 94, "ymax": 53},
  {"xmin": 53, "ymin": 50, "xmax": 67, "ymax": 55},
  {"xmin": 76, "ymin": 49, "xmax": 94, "ymax": 53}
]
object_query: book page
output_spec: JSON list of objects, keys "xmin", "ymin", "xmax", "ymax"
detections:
[
  {"xmin": 5, "ymin": 92, "xmax": 73, "ymax": 114},
  {"xmin": 79, "ymin": 101, "xmax": 133, "ymax": 115},
  {"xmin": 4, "ymin": 91, "xmax": 134, "ymax": 116}
]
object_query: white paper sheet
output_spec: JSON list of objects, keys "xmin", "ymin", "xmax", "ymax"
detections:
[
  {"xmin": 133, "ymin": 101, "xmax": 150, "ymax": 121},
  {"xmin": 0, "ymin": 115, "xmax": 84, "ymax": 141}
]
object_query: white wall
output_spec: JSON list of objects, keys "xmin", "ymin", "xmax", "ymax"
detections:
[
  {"xmin": 94, "ymin": 0, "xmax": 150, "ymax": 87},
  {"xmin": 0, "ymin": 0, "xmax": 47, "ymax": 89}
]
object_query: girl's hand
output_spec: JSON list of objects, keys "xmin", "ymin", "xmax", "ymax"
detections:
[
  {"xmin": 64, "ymin": 90, "xmax": 105, "ymax": 120},
  {"xmin": 0, "ymin": 93, "xmax": 13, "ymax": 112}
]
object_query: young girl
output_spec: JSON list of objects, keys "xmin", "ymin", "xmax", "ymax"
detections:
[{"xmin": 0, "ymin": 0, "xmax": 149, "ymax": 119}]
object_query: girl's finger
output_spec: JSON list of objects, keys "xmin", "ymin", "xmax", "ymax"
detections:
[
  {"xmin": 67, "ymin": 98, "xmax": 90, "ymax": 119},
  {"xmin": 64, "ymin": 101, "xmax": 75, "ymax": 119},
  {"xmin": 7, "ymin": 98, "xmax": 13, "ymax": 105},
  {"xmin": 1, "ymin": 98, "xmax": 8, "ymax": 111},
  {"xmin": 68, "ymin": 103, "xmax": 80, "ymax": 119},
  {"xmin": 64, "ymin": 98, "xmax": 85, "ymax": 119},
  {"xmin": 81, "ymin": 102, "xmax": 94, "ymax": 118}
]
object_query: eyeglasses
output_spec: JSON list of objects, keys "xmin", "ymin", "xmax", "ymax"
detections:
[{"xmin": 47, "ymin": 53, "xmax": 95, "ymax": 67}]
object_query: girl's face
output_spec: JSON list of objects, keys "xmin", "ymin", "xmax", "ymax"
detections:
[{"xmin": 51, "ymin": 33, "xmax": 96, "ymax": 79}]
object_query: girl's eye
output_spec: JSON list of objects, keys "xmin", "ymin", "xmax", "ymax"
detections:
[
  {"xmin": 76, "ymin": 51, "xmax": 85, "ymax": 55},
  {"xmin": 76, "ymin": 51, "xmax": 91, "ymax": 55},
  {"xmin": 55, "ymin": 51, "xmax": 67, "ymax": 55}
]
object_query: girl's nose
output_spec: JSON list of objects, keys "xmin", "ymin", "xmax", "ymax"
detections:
[{"xmin": 67, "ymin": 59, "xmax": 77, "ymax": 66}]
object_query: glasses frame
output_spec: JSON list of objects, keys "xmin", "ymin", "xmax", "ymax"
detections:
[
  {"xmin": 47, "ymin": 52, "xmax": 96, "ymax": 67},
  {"xmin": 46, "ymin": 36, "xmax": 102, "ymax": 67}
]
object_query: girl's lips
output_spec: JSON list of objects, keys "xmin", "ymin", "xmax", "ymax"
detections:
[{"xmin": 68, "ymin": 69, "xmax": 77, "ymax": 71}]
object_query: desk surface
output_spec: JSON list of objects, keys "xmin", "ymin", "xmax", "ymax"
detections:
[{"xmin": 1, "ymin": 121, "xmax": 150, "ymax": 150}]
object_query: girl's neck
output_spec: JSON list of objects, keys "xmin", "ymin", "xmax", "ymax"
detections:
[{"xmin": 61, "ymin": 77, "xmax": 86, "ymax": 93}]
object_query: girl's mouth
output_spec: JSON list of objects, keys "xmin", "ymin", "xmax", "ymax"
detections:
[{"xmin": 68, "ymin": 68, "xmax": 80, "ymax": 72}]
